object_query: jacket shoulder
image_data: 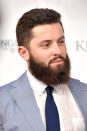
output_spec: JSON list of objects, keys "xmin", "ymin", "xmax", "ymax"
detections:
[
  {"xmin": 0, "ymin": 71, "xmax": 27, "ymax": 91},
  {"xmin": 0, "ymin": 71, "xmax": 28, "ymax": 115},
  {"xmin": 68, "ymin": 78, "xmax": 87, "ymax": 90}
]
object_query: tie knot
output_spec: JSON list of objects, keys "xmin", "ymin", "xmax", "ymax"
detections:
[{"xmin": 46, "ymin": 86, "xmax": 54, "ymax": 95}]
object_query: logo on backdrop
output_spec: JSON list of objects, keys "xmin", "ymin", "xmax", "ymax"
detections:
[
  {"xmin": 0, "ymin": 39, "xmax": 87, "ymax": 53},
  {"xmin": 0, "ymin": 39, "xmax": 17, "ymax": 52},
  {"xmin": 76, "ymin": 40, "xmax": 87, "ymax": 52}
]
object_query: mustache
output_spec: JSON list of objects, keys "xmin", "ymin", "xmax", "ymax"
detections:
[{"xmin": 49, "ymin": 55, "xmax": 66, "ymax": 64}]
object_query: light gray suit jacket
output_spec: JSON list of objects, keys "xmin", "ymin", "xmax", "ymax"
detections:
[{"xmin": 0, "ymin": 71, "xmax": 87, "ymax": 131}]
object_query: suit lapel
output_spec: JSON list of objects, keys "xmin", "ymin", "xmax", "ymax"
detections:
[{"xmin": 9, "ymin": 72, "xmax": 45, "ymax": 131}]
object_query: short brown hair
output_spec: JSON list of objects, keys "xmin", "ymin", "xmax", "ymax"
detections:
[{"xmin": 16, "ymin": 8, "xmax": 64, "ymax": 47}]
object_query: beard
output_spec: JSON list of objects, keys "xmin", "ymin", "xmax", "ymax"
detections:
[{"xmin": 28, "ymin": 53, "xmax": 70, "ymax": 85}]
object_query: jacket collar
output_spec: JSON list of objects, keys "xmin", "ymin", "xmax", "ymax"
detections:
[{"xmin": 9, "ymin": 71, "xmax": 45, "ymax": 131}]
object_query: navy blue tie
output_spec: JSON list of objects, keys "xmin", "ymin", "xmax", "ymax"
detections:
[{"xmin": 45, "ymin": 86, "xmax": 60, "ymax": 131}]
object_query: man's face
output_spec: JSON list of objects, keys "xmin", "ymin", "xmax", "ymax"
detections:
[{"xmin": 27, "ymin": 23, "xmax": 70, "ymax": 85}]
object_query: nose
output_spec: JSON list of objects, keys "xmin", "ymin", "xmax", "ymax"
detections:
[{"xmin": 52, "ymin": 43, "xmax": 61, "ymax": 56}]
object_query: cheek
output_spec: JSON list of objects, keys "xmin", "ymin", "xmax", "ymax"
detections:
[
  {"xmin": 62, "ymin": 46, "xmax": 67, "ymax": 58},
  {"xmin": 31, "ymin": 50, "xmax": 49, "ymax": 64},
  {"xmin": 29, "ymin": 45, "xmax": 51, "ymax": 65}
]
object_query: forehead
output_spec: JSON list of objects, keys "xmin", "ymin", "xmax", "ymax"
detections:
[{"xmin": 32, "ymin": 23, "xmax": 64, "ymax": 39}]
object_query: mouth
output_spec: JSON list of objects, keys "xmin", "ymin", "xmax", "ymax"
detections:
[{"xmin": 51, "ymin": 59, "xmax": 64, "ymax": 65}]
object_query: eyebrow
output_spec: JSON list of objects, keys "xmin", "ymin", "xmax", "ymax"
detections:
[
  {"xmin": 57, "ymin": 36, "xmax": 65, "ymax": 41},
  {"xmin": 39, "ymin": 35, "xmax": 65, "ymax": 44}
]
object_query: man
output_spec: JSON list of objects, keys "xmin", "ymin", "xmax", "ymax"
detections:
[{"xmin": 0, "ymin": 8, "xmax": 87, "ymax": 131}]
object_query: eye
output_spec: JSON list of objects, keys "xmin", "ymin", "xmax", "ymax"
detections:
[
  {"xmin": 58, "ymin": 39, "xmax": 65, "ymax": 45},
  {"xmin": 60, "ymin": 40, "xmax": 64, "ymax": 43},
  {"xmin": 43, "ymin": 43, "xmax": 49, "ymax": 46},
  {"xmin": 41, "ymin": 42, "xmax": 50, "ymax": 48}
]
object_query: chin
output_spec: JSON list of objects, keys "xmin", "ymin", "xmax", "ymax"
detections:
[{"xmin": 51, "ymin": 63, "xmax": 63, "ymax": 69}]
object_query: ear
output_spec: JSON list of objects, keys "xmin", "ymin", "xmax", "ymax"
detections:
[{"xmin": 18, "ymin": 46, "xmax": 30, "ymax": 61}]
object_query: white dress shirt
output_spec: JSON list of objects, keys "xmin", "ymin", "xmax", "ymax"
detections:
[{"xmin": 27, "ymin": 71, "xmax": 85, "ymax": 131}]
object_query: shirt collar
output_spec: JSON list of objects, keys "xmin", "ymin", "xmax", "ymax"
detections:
[
  {"xmin": 53, "ymin": 84, "xmax": 67, "ymax": 94},
  {"xmin": 27, "ymin": 70, "xmax": 67, "ymax": 95},
  {"xmin": 27, "ymin": 71, "xmax": 47, "ymax": 95}
]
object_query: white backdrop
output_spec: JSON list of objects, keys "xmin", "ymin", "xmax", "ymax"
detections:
[{"xmin": 0, "ymin": 0, "xmax": 87, "ymax": 86}]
